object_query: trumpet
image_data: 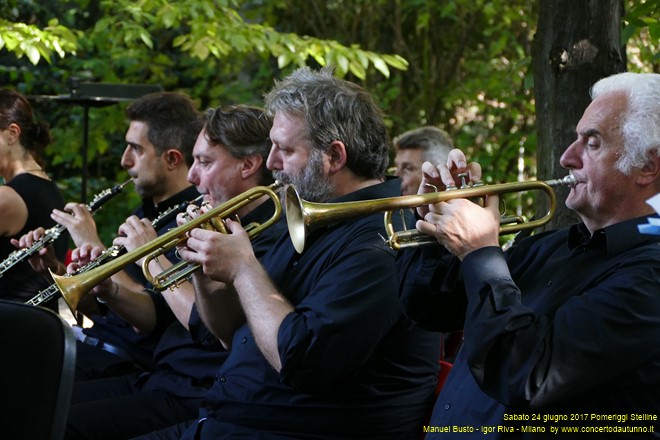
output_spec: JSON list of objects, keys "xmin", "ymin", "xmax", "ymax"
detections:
[
  {"xmin": 50, "ymin": 182, "xmax": 282, "ymax": 312},
  {"xmin": 0, "ymin": 178, "xmax": 132, "ymax": 278},
  {"xmin": 285, "ymin": 175, "xmax": 577, "ymax": 253},
  {"xmin": 26, "ymin": 195, "xmax": 203, "ymax": 310},
  {"xmin": 144, "ymin": 220, "xmax": 262, "ymax": 292}
]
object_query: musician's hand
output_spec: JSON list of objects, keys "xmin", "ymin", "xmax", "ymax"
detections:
[
  {"xmin": 12, "ymin": 228, "xmax": 64, "ymax": 276},
  {"xmin": 440, "ymin": 149, "xmax": 483, "ymax": 189},
  {"xmin": 416, "ymin": 193, "xmax": 500, "ymax": 260},
  {"xmin": 176, "ymin": 200, "xmax": 211, "ymax": 226},
  {"xmin": 174, "ymin": 200, "xmax": 214, "ymax": 253},
  {"xmin": 178, "ymin": 218, "xmax": 257, "ymax": 284},
  {"xmin": 113, "ymin": 216, "xmax": 158, "ymax": 266},
  {"xmin": 415, "ymin": 149, "xmax": 482, "ymax": 219},
  {"xmin": 52, "ymin": 203, "xmax": 103, "ymax": 248},
  {"xmin": 68, "ymin": 244, "xmax": 105, "ymax": 271},
  {"xmin": 68, "ymin": 244, "xmax": 115, "ymax": 301}
]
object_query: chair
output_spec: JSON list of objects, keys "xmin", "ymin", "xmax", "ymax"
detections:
[{"xmin": 0, "ymin": 300, "xmax": 76, "ymax": 440}]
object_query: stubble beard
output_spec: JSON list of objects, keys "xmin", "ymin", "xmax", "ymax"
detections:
[{"xmin": 133, "ymin": 168, "xmax": 165, "ymax": 201}]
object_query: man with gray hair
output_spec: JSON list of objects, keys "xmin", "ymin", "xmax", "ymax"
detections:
[
  {"xmin": 393, "ymin": 126, "xmax": 453, "ymax": 195},
  {"xmin": 400, "ymin": 72, "xmax": 660, "ymax": 437},
  {"xmin": 178, "ymin": 67, "xmax": 441, "ymax": 439}
]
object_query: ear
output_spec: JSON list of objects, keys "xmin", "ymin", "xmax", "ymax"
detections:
[
  {"xmin": 240, "ymin": 154, "xmax": 264, "ymax": 180},
  {"xmin": 163, "ymin": 149, "xmax": 185, "ymax": 170},
  {"xmin": 5, "ymin": 123, "xmax": 20, "ymax": 144},
  {"xmin": 327, "ymin": 141, "xmax": 347, "ymax": 175},
  {"xmin": 636, "ymin": 150, "xmax": 660, "ymax": 187}
]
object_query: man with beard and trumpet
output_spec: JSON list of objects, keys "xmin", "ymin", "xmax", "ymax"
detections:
[{"xmin": 175, "ymin": 67, "xmax": 441, "ymax": 440}]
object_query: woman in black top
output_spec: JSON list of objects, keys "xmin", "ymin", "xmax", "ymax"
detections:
[{"xmin": 0, "ymin": 88, "xmax": 67, "ymax": 308}]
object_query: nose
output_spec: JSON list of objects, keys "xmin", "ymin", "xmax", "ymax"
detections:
[
  {"xmin": 266, "ymin": 145, "xmax": 281, "ymax": 171},
  {"xmin": 187, "ymin": 163, "xmax": 198, "ymax": 185},
  {"xmin": 120, "ymin": 146, "xmax": 133, "ymax": 170},
  {"xmin": 559, "ymin": 140, "xmax": 581, "ymax": 170}
]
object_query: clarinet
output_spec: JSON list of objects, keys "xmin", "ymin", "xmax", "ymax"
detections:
[
  {"xmin": 0, "ymin": 179, "xmax": 132, "ymax": 278},
  {"xmin": 26, "ymin": 195, "xmax": 203, "ymax": 307}
]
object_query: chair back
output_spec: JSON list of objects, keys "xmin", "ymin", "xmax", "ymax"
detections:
[{"xmin": 0, "ymin": 300, "xmax": 76, "ymax": 440}]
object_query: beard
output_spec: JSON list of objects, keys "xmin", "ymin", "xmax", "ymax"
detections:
[
  {"xmin": 273, "ymin": 148, "xmax": 335, "ymax": 202},
  {"xmin": 132, "ymin": 167, "xmax": 166, "ymax": 200}
]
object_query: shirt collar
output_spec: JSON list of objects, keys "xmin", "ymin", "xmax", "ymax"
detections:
[
  {"xmin": 142, "ymin": 185, "xmax": 200, "ymax": 218},
  {"xmin": 330, "ymin": 176, "xmax": 401, "ymax": 203},
  {"xmin": 567, "ymin": 215, "xmax": 660, "ymax": 254}
]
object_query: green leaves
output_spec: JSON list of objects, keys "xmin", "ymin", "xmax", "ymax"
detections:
[
  {"xmin": 624, "ymin": 0, "xmax": 660, "ymax": 64},
  {"xmin": 0, "ymin": 18, "xmax": 78, "ymax": 65},
  {"xmin": 0, "ymin": 0, "xmax": 407, "ymax": 78}
]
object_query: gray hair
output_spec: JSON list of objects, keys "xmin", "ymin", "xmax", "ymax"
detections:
[
  {"xmin": 590, "ymin": 72, "xmax": 660, "ymax": 174},
  {"xmin": 264, "ymin": 67, "xmax": 390, "ymax": 179},
  {"xmin": 393, "ymin": 126, "xmax": 453, "ymax": 166}
]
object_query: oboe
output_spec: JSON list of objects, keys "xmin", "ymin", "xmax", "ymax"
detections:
[
  {"xmin": 0, "ymin": 179, "xmax": 133, "ymax": 278},
  {"xmin": 26, "ymin": 195, "xmax": 203, "ymax": 308}
]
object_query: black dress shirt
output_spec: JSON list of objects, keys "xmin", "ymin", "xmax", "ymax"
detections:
[
  {"xmin": 185, "ymin": 178, "xmax": 441, "ymax": 440},
  {"xmin": 400, "ymin": 216, "xmax": 660, "ymax": 438}
]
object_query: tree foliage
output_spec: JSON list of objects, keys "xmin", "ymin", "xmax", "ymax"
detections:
[
  {"xmin": 1, "ymin": 0, "xmax": 407, "ymax": 78},
  {"xmin": 0, "ymin": 18, "xmax": 78, "ymax": 64},
  {"xmin": 624, "ymin": 0, "xmax": 660, "ymax": 71}
]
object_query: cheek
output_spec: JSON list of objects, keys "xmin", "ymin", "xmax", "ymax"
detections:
[
  {"xmin": 198, "ymin": 170, "xmax": 213, "ymax": 188},
  {"xmin": 205, "ymin": 172, "xmax": 226, "ymax": 192},
  {"xmin": 288, "ymin": 154, "xmax": 309, "ymax": 173}
]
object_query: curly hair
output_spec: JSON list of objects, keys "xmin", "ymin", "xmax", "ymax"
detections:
[{"xmin": 264, "ymin": 67, "xmax": 389, "ymax": 180}]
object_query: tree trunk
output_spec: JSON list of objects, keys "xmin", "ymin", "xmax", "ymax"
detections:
[{"xmin": 533, "ymin": 0, "xmax": 626, "ymax": 230}]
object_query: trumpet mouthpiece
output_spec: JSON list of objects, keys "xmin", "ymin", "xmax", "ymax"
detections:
[{"xmin": 546, "ymin": 175, "xmax": 577, "ymax": 188}]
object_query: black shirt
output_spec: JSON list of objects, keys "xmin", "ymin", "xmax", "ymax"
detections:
[
  {"xmin": 187, "ymin": 178, "xmax": 441, "ymax": 440},
  {"xmin": 0, "ymin": 174, "xmax": 67, "ymax": 303},
  {"xmin": 400, "ymin": 216, "xmax": 660, "ymax": 438}
]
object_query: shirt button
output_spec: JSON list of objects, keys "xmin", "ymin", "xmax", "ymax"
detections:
[
  {"xmin": 444, "ymin": 404, "xmax": 451, "ymax": 410},
  {"xmin": 292, "ymin": 260, "xmax": 298, "ymax": 267},
  {"xmin": 219, "ymin": 376, "xmax": 227, "ymax": 383},
  {"xmin": 241, "ymin": 337, "xmax": 247, "ymax": 344},
  {"xmin": 547, "ymin": 280, "xmax": 552, "ymax": 287}
]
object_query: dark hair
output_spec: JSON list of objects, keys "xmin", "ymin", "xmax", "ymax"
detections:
[
  {"xmin": 264, "ymin": 67, "xmax": 389, "ymax": 179},
  {"xmin": 125, "ymin": 91, "xmax": 203, "ymax": 167},
  {"xmin": 0, "ymin": 89, "xmax": 52, "ymax": 167},
  {"xmin": 203, "ymin": 105, "xmax": 274, "ymax": 185}
]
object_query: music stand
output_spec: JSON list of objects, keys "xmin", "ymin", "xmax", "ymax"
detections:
[{"xmin": 30, "ymin": 82, "xmax": 163, "ymax": 203}]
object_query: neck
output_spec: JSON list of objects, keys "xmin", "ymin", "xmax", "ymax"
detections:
[
  {"xmin": 1, "ymin": 157, "xmax": 44, "ymax": 181},
  {"xmin": 582, "ymin": 205, "xmax": 656, "ymax": 235},
  {"xmin": 236, "ymin": 194, "xmax": 269, "ymax": 219},
  {"xmin": 152, "ymin": 169, "xmax": 191, "ymax": 205},
  {"xmin": 331, "ymin": 174, "xmax": 384, "ymax": 199}
]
